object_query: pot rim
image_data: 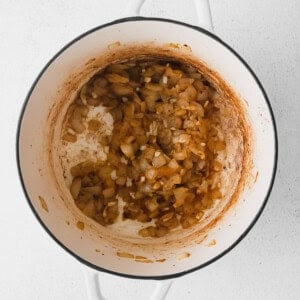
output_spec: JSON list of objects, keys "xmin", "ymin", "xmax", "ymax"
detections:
[{"xmin": 16, "ymin": 16, "xmax": 278, "ymax": 280}]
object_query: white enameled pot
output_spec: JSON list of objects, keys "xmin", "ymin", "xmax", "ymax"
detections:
[{"xmin": 17, "ymin": 0, "xmax": 277, "ymax": 299}]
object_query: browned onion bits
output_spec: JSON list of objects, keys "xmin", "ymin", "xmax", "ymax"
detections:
[{"xmin": 63, "ymin": 58, "xmax": 226, "ymax": 237}]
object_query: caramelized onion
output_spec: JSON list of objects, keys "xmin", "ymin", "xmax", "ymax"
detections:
[{"xmin": 63, "ymin": 58, "xmax": 226, "ymax": 237}]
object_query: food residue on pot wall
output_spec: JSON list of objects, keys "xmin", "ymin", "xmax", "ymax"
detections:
[
  {"xmin": 195, "ymin": 234, "xmax": 208, "ymax": 244},
  {"xmin": 116, "ymin": 252, "xmax": 166, "ymax": 263},
  {"xmin": 208, "ymin": 239, "xmax": 217, "ymax": 247},
  {"xmin": 254, "ymin": 171, "xmax": 259, "ymax": 183},
  {"xmin": 135, "ymin": 258, "xmax": 153, "ymax": 263},
  {"xmin": 108, "ymin": 41, "xmax": 121, "ymax": 50},
  {"xmin": 177, "ymin": 252, "xmax": 191, "ymax": 261},
  {"xmin": 117, "ymin": 252, "xmax": 135, "ymax": 259},
  {"xmin": 39, "ymin": 196, "xmax": 48, "ymax": 212},
  {"xmin": 76, "ymin": 221, "xmax": 85, "ymax": 230}
]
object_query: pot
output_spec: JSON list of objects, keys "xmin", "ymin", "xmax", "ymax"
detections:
[{"xmin": 17, "ymin": 0, "xmax": 277, "ymax": 299}]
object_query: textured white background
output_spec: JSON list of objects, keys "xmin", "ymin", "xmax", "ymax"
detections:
[{"xmin": 0, "ymin": 0, "xmax": 299, "ymax": 299}]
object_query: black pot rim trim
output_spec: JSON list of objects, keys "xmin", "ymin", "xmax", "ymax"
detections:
[{"xmin": 16, "ymin": 17, "xmax": 278, "ymax": 280}]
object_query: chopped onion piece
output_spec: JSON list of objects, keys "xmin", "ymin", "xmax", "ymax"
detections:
[{"xmin": 120, "ymin": 143, "xmax": 135, "ymax": 158}]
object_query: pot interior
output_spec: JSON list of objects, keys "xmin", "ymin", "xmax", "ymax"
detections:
[{"xmin": 18, "ymin": 18, "xmax": 276, "ymax": 278}]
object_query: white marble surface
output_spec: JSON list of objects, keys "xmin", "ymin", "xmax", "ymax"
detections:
[{"xmin": 0, "ymin": 0, "xmax": 299, "ymax": 299}]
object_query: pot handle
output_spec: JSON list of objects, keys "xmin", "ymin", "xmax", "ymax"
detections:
[
  {"xmin": 84, "ymin": 269, "xmax": 104, "ymax": 300},
  {"xmin": 124, "ymin": 0, "xmax": 213, "ymax": 32},
  {"xmin": 150, "ymin": 279, "xmax": 173, "ymax": 300},
  {"xmin": 84, "ymin": 267, "xmax": 173, "ymax": 300}
]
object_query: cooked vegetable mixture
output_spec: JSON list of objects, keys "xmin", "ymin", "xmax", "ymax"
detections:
[{"xmin": 62, "ymin": 58, "xmax": 226, "ymax": 237}]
